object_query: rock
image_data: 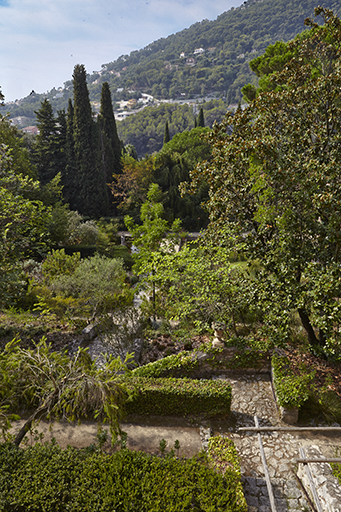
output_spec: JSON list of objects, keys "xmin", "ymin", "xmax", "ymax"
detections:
[
  {"xmin": 82, "ymin": 324, "xmax": 97, "ymax": 342},
  {"xmin": 280, "ymin": 406, "xmax": 298, "ymax": 424}
]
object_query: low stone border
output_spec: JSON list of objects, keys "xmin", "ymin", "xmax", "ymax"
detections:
[{"xmin": 297, "ymin": 445, "xmax": 341, "ymax": 512}]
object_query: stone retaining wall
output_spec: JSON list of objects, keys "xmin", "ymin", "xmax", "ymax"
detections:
[{"xmin": 297, "ymin": 445, "xmax": 341, "ymax": 512}]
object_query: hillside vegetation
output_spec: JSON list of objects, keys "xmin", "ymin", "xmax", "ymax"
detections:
[{"xmin": 2, "ymin": 0, "xmax": 339, "ymax": 124}]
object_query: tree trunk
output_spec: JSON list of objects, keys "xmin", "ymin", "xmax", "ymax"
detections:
[
  {"xmin": 14, "ymin": 404, "xmax": 46, "ymax": 447},
  {"xmin": 297, "ymin": 308, "xmax": 322, "ymax": 347}
]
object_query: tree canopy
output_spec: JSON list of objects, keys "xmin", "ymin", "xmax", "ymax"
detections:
[{"xmin": 189, "ymin": 8, "xmax": 341, "ymax": 352}]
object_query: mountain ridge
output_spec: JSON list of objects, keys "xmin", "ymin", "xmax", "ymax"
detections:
[{"xmin": 1, "ymin": 0, "xmax": 339, "ymax": 126}]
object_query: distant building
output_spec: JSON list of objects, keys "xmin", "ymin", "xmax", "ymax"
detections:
[
  {"xmin": 186, "ymin": 57, "xmax": 196, "ymax": 67},
  {"xmin": 22, "ymin": 126, "xmax": 39, "ymax": 135},
  {"xmin": 193, "ymin": 48, "xmax": 205, "ymax": 55},
  {"xmin": 127, "ymin": 98, "xmax": 137, "ymax": 108},
  {"xmin": 180, "ymin": 52, "xmax": 186, "ymax": 58},
  {"xmin": 10, "ymin": 116, "xmax": 30, "ymax": 126}
]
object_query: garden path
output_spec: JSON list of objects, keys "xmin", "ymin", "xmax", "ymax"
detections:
[
  {"xmin": 214, "ymin": 372, "xmax": 341, "ymax": 512},
  {"xmin": 9, "ymin": 371, "xmax": 341, "ymax": 512}
]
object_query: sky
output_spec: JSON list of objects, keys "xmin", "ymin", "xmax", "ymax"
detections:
[{"xmin": 0, "ymin": 0, "xmax": 244, "ymax": 102}]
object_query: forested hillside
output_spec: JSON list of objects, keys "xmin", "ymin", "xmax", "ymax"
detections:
[
  {"xmin": 1, "ymin": 0, "xmax": 339, "ymax": 125},
  {"xmin": 116, "ymin": 100, "xmax": 227, "ymax": 157}
]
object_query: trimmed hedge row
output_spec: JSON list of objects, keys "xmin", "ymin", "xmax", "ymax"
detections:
[
  {"xmin": 0, "ymin": 440, "xmax": 246, "ymax": 512},
  {"xmin": 126, "ymin": 377, "xmax": 232, "ymax": 417},
  {"xmin": 208, "ymin": 436, "xmax": 247, "ymax": 512},
  {"xmin": 132, "ymin": 350, "xmax": 201, "ymax": 378},
  {"xmin": 133, "ymin": 345, "xmax": 268, "ymax": 380}
]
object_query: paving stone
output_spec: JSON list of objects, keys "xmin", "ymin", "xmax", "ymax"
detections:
[
  {"xmin": 212, "ymin": 373, "xmax": 341, "ymax": 511},
  {"xmin": 246, "ymin": 495, "xmax": 259, "ymax": 507}
]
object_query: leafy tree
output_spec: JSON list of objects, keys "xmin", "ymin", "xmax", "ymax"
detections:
[
  {"xmin": 188, "ymin": 8, "xmax": 341, "ymax": 353},
  {"xmin": 72, "ymin": 65, "xmax": 108, "ymax": 217},
  {"xmin": 0, "ymin": 145, "xmax": 51, "ymax": 307},
  {"xmin": 0, "ymin": 115, "xmax": 37, "ymax": 179},
  {"xmin": 154, "ymin": 127, "xmax": 210, "ymax": 229},
  {"xmin": 109, "ymin": 154, "xmax": 154, "ymax": 218},
  {"xmin": 125, "ymin": 183, "xmax": 184, "ymax": 319},
  {"xmin": 0, "ymin": 339, "xmax": 131, "ymax": 447},
  {"xmin": 139, "ymin": 244, "xmax": 258, "ymax": 333}
]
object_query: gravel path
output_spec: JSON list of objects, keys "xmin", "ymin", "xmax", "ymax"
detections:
[{"xmin": 212, "ymin": 373, "xmax": 341, "ymax": 511}]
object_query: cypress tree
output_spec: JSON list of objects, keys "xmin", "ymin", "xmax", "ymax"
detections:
[
  {"xmin": 197, "ymin": 107, "xmax": 205, "ymax": 128},
  {"xmin": 33, "ymin": 99, "xmax": 59, "ymax": 185},
  {"xmin": 98, "ymin": 82, "xmax": 122, "ymax": 214},
  {"xmin": 163, "ymin": 121, "xmax": 170, "ymax": 145},
  {"xmin": 72, "ymin": 64, "xmax": 108, "ymax": 217},
  {"xmin": 98, "ymin": 82, "xmax": 122, "ymax": 182},
  {"xmin": 62, "ymin": 99, "xmax": 79, "ymax": 210}
]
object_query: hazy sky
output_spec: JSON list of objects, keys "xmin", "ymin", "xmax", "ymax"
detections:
[{"xmin": 0, "ymin": 0, "xmax": 244, "ymax": 102}]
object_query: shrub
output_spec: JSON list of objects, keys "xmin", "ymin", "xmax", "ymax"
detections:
[
  {"xmin": 47, "ymin": 254, "xmax": 127, "ymax": 319},
  {"xmin": 126, "ymin": 377, "xmax": 232, "ymax": 417},
  {"xmin": 42, "ymin": 249, "xmax": 81, "ymax": 282},
  {"xmin": 208, "ymin": 436, "xmax": 247, "ymax": 512},
  {"xmin": 272, "ymin": 352, "xmax": 315, "ymax": 409},
  {"xmin": 0, "ymin": 442, "xmax": 246, "ymax": 511}
]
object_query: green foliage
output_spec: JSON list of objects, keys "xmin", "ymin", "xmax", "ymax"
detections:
[
  {"xmin": 0, "ymin": 115, "xmax": 36, "ymax": 179},
  {"xmin": 116, "ymin": 101, "xmax": 227, "ymax": 158},
  {"xmin": 72, "ymin": 64, "xmax": 108, "ymax": 217},
  {"xmin": 331, "ymin": 451, "xmax": 341, "ymax": 486},
  {"xmin": 0, "ymin": 145, "xmax": 52, "ymax": 307},
  {"xmin": 110, "ymin": 154, "xmax": 155, "ymax": 217},
  {"xmin": 133, "ymin": 344, "xmax": 268, "ymax": 380},
  {"xmin": 0, "ymin": 338, "xmax": 132, "ymax": 446},
  {"xmin": 272, "ymin": 353, "xmax": 315, "ymax": 409},
  {"xmin": 33, "ymin": 99, "xmax": 64, "ymax": 185},
  {"xmin": 0, "ymin": 442, "xmax": 246, "ymax": 511},
  {"xmin": 139, "ymin": 244, "xmax": 259, "ymax": 333},
  {"xmin": 98, "ymin": 82, "xmax": 122, "ymax": 183},
  {"xmin": 133, "ymin": 350, "xmax": 200, "ymax": 378},
  {"xmin": 46, "ymin": 254, "xmax": 127, "ymax": 320},
  {"xmin": 208, "ymin": 436, "xmax": 247, "ymax": 512},
  {"xmin": 42, "ymin": 249, "xmax": 81, "ymax": 281},
  {"xmin": 154, "ymin": 127, "xmax": 210, "ymax": 229},
  {"xmin": 190, "ymin": 8, "xmax": 341, "ymax": 351},
  {"xmin": 126, "ymin": 376, "xmax": 232, "ymax": 417},
  {"xmin": 125, "ymin": 183, "xmax": 184, "ymax": 272}
]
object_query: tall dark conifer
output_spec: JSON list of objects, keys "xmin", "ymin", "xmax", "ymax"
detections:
[
  {"xmin": 197, "ymin": 108, "xmax": 205, "ymax": 128},
  {"xmin": 72, "ymin": 64, "xmax": 108, "ymax": 217},
  {"xmin": 97, "ymin": 82, "xmax": 122, "ymax": 213},
  {"xmin": 62, "ymin": 99, "xmax": 78, "ymax": 210},
  {"xmin": 163, "ymin": 121, "xmax": 170, "ymax": 145},
  {"xmin": 98, "ymin": 82, "xmax": 122, "ymax": 182},
  {"xmin": 33, "ymin": 99, "xmax": 59, "ymax": 185}
]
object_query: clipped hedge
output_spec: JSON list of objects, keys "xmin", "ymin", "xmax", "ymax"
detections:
[
  {"xmin": 208, "ymin": 436, "xmax": 247, "ymax": 512},
  {"xmin": 271, "ymin": 352, "xmax": 315, "ymax": 409},
  {"xmin": 132, "ymin": 350, "xmax": 201, "ymax": 378},
  {"xmin": 126, "ymin": 377, "xmax": 232, "ymax": 417},
  {"xmin": 0, "ymin": 441, "xmax": 246, "ymax": 512},
  {"xmin": 133, "ymin": 345, "xmax": 269, "ymax": 379}
]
